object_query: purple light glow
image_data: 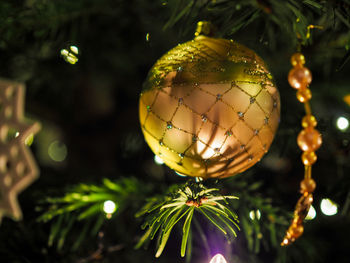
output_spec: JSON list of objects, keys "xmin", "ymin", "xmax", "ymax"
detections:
[{"xmin": 209, "ymin": 253, "xmax": 228, "ymax": 263}]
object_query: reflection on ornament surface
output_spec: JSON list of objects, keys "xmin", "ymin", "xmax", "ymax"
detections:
[
  {"xmin": 154, "ymin": 155, "xmax": 164, "ymax": 165},
  {"xmin": 209, "ymin": 254, "xmax": 227, "ymax": 263},
  {"xmin": 139, "ymin": 35, "xmax": 280, "ymax": 179}
]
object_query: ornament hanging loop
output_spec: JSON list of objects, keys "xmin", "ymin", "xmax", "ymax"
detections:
[{"xmin": 195, "ymin": 21, "xmax": 216, "ymax": 37}]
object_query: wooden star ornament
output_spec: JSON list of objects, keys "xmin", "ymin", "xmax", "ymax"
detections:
[{"xmin": 0, "ymin": 79, "xmax": 40, "ymax": 222}]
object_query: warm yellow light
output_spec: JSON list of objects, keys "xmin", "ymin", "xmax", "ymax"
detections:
[
  {"xmin": 305, "ymin": 205, "xmax": 316, "ymax": 220},
  {"xmin": 25, "ymin": 133, "xmax": 34, "ymax": 146},
  {"xmin": 336, "ymin": 116, "xmax": 349, "ymax": 131},
  {"xmin": 103, "ymin": 200, "xmax": 117, "ymax": 214},
  {"xmin": 60, "ymin": 49, "xmax": 69, "ymax": 56},
  {"xmin": 320, "ymin": 198, "xmax": 338, "ymax": 216},
  {"xmin": 154, "ymin": 155, "xmax": 164, "ymax": 165},
  {"xmin": 344, "ymin": 94, "xmax": 350, "ymax": 106},
  {"xmin": 249, "ymin": 209, "xmax": 261, "ymax": 220},
  {"xmin": 209, "ymin": 254, "xmax": 227, "ymax": 263},
  {"xmin": 70, "ymin": 45, "xmax": 79, "ymax": 55},
  {"xmin": 60, "ymin": 45, "xmax": 79, "ymax": 64},
  {"xmin": 48, "ymin": 140, "xmax": 67, "ymax": 162}
]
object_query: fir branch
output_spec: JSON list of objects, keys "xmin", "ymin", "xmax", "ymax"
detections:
[
  {"xmin": 135, "ymin": 180, "xmax": 239, "ymax": 258},
  {"xmin": 36, "ymin": 177, "xmax": 143, "ymax": 251},
  {"xmin": 223, "ymin": 173, "xmax": 292, "ymax": 255}
]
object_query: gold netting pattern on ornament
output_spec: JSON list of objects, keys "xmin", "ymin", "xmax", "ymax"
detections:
[
  {"xmin": 0, "ymin": 79, "xmax": 40, "ymax": 220},
  {"xmin": 140, "ymin": 40, "xmax": 280, "ymax": 177}
]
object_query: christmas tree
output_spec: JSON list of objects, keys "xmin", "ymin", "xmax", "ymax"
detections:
[{"xmin": 0, "ymin": 1, "xmax": 350, "ymax": 262}]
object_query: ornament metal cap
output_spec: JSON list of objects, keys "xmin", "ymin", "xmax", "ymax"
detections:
[{"xmin": 195, "ymin": 21, "xmax": 216, "ymax": 37}]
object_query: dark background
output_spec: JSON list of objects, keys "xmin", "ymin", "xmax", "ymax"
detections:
[{"xmin": 0, "ymin": 0, "xmax": 350, "ymax": 262}]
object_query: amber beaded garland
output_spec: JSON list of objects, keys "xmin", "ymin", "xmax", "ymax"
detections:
[
  {"xmin": 139, "ymin": 26, "xmax": 280, "ymax": 179},
  {"xmin": 301, "ymin": 151, "xmax": 317, "ymax": 165},
  {"xmin": 281, "ymin": 51, "xmax": 322, "ymax": 246},
  {"xmin": 290, "ymin": 224, "xmax": 304, "ymax": 239},
  {"xmin": 290, "ymin": 53, "xmax": 305, "ymax": 67},
  {"xmin": 300, "ymin": 178, "xmax": 316, "ymax": 193},
  {"xmin": 302, "ymin": 115, "xmax": 317, "ymax": 128},
  {"xmin": 296, "ymin": 88, "xmax": 312, "ymax": 103},
  {"xmin": 297, "ymin": 128, "xmax": 322, "ymax": 152},
  {"xmin": 288, "ymin": 66, "xmax": 312, "ymax": 90}
]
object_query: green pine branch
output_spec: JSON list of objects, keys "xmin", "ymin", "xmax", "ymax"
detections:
[
  {"xmin": 135, "ymin": 180, "xmax": 240, "ymax": 258},
  {"xmin": 36, "ymin": 177, "xmax": 143, "ymax": 251}
]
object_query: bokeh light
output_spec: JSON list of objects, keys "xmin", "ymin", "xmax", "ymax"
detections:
[
  {"xmin": 305, "ymin": 205, "xmax": 316, "ymax": 220},
  {"xmin": 60, "ymin": 45, "xmax": 79, "ymax": 64},
  {"xmin": 249, "ymin": 209, "xmax": 261, "ymax": 220},
  {"xmin": 343, "ymin": 94, "xmax": 350, "ymax": 106},
  {"xmin": 209, "ymin": 254, "xmax": 227, "ymax": 263},
  {"xmin": 25, "ymin": 133, "xmax": 34, "ymax": 146},
  {"xmin": 48, "ymin": 140, "xmax": 67, "ymax": 162},
  {"xmin": 103, "ymin": 200, "xmax": 117, "ymax": 214},
  {"xmin": 336, "ymin": 116, "xmax": 349, "ymax": 131},
  {"xmin": 320, "ymin": 198, "xmax": 338, "ymax": 216}
]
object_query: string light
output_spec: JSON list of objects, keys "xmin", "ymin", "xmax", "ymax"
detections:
[
  {"xmin": 103, "ymin": 200, "xmax": 117, "ymax": 219},
  {"xmin": 336, "ymin": 116, "xmax": 349, "ymax": 131},
  {"xmin": 154, "ymin": 155, "xmax": 164, "ymax": 165},
  {"xmin": 305, "ymin": 205, "xmax": 316, "ymax": 220},
  {"xmin": 320, "ymin": 198, "xmax": 338, "ymax": 216},
  {"xmin": 209, "ymin": 254, "xmax": 227, "ymax": 263}
]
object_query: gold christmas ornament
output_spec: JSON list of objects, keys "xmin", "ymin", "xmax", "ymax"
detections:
[
  {"xmin": 139, "ymin": 22, "xmax": 280, "ymax": 179},
  {"xmin": 0, "ymin": 79, "xmax": 40, "ymax": 222}
]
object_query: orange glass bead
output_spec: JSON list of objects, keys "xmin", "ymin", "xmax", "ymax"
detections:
[
  {"xmin": 292, "ymin": 215, "xmax": 303, "ymax": 225},
  {"xmin": 296, "ymin": 193, "xmax": 313, "ymax": 220},
  {"xmin": 290, "ymin": 224, "xmax": 304, "ymax": 239},
  {"xmin": 300, "ymin": 178, "xmax": 316, "ymax": 193},
  {"xmin": 281, "ymin": 237, "xmax": 292, "ymax": 246},
  {"xmin": 297, "ymin": 128, "xmax": 322, "ymax": 152},
  {"xmin": 301, "ymin": 151, "xmax": 317, "ymax": 165},
  {"xmin": 288, "ymin": 66, "xmax": 312, "ymax": 90},
  {"xmin": 302, "ymin": 115, "xmax": 317, "ymax": 128},
  {"xmin": 291, "ymin": 53, "xmax": 305, "ymax": 67},
  {"xmin": 296, "ymin": 88, "xmax": 312, "ymax": 103}
]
